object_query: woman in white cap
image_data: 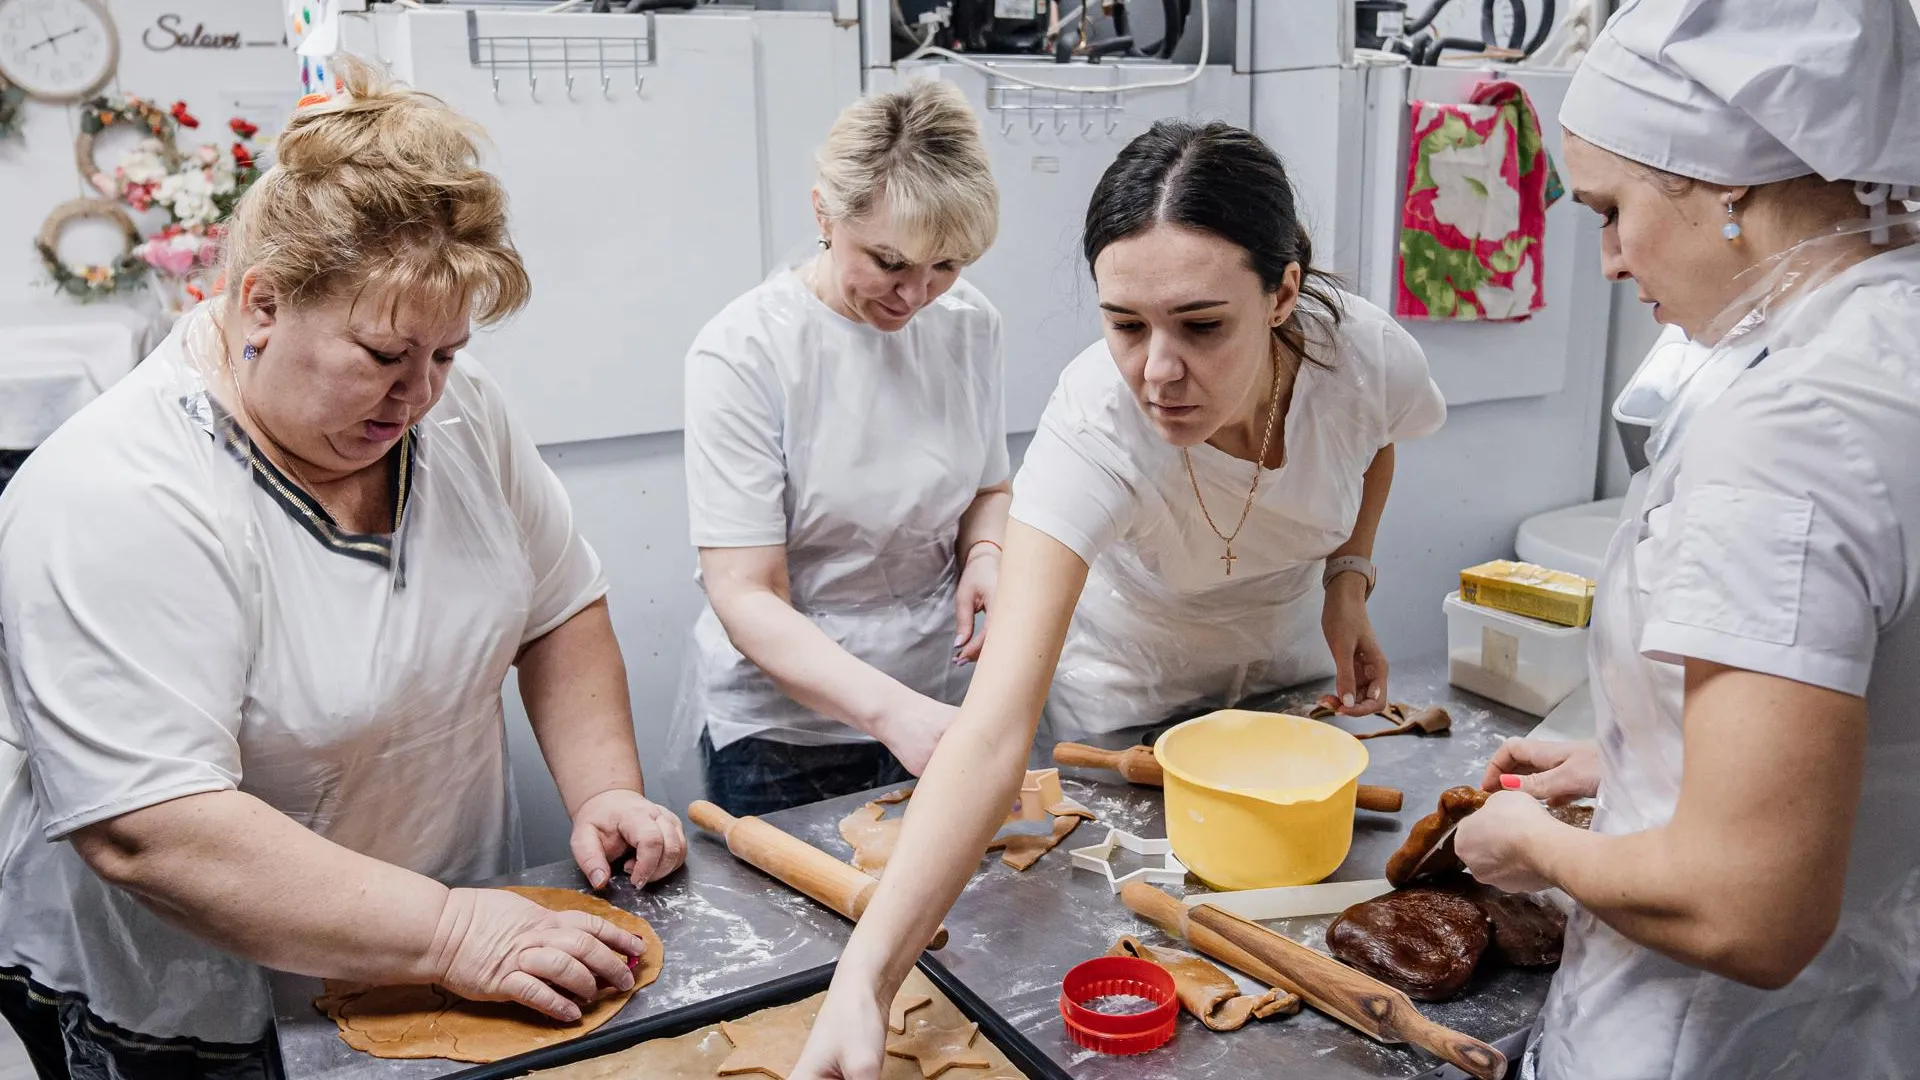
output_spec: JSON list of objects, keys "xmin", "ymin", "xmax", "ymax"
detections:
[
  {"xmin": 788, "ymin": 119, "xmax": 1445, "ymax": 1078},
  {"xmin": 1449, "ymin": 1, "xmax": 1920, "ymax": 1077},
  {"xmin": 676, "ymin": 80, "xmax": 1006, "ymax": 816}
]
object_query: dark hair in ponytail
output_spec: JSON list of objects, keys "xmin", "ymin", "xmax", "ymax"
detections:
[{"xmin": 1082, "ymin": 120, "xmax": 1343, "ymax": 368}]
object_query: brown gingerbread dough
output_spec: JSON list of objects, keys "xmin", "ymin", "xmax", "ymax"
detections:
[
  {"xmin": 1384, "ymin": 786, "xmax": 1489, "ymax": 886},
  {"xmin": 1108, "ymin": 936, "xmax": 1299, "ymax": 1030},
  {"xmin": 520, "ymin": 969, "xmax": 1028, "ymax": 1080},
  {"xmin": 1326, "ymin": 887, "xmax": 1491, "ymax": 1002},
  {"xmin": 1439, "ymin": 878, "xmax": 1569, "ymax": 968},
  {"xmin": 839, "ymin": 789, "xmax": 1091, "ymax": 876},
  {"xmin": 314, "ymin": 886, "xmax": 663, "ymax": 1063}
]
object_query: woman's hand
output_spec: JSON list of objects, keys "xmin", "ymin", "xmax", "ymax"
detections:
[
  {"xmin": 1480, "ymin": 738, "xmax": 1602, "ymax": 805},
  {"xmin": 953, "ymin": 544, "xmax": 999, "ymax": 663},
  {"xmin": 875, "ymin": 696, "xmax": 961, "ymax": 776},
  {"xmin": 431, "ymin": 887, "xmax": 646, "ymax": 1022},
  {"xmin": 789, "ymin": 975, "xmax": 891, "ymax": 1080},
  {"xmin": 1452, "ymin": 790, "xmax": 1558, "ymax": 894},
  {"xmin": 1321, "ymin": 576, "xmax": 1387, "ymax": 716},
  {"xmin": 570, "ymin": 789, "xmax": 687, "ymax": 889}
]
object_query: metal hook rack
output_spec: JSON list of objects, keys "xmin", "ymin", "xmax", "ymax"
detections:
[
  {"xmin": 985, "ymin": 84, "xmax": 1124, "ymax": 139},
  {"xmin": 468, "ymin": 10, "xmax": 655, "ymax": 103}
]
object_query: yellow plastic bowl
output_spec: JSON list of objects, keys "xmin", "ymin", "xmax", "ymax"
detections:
[{"xmin": 1153, "ymin": 709, "xmax": 1369, "ymax": 891}]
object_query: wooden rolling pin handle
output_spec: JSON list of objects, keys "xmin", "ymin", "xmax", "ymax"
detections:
[
  {"xmin": 1051, "ymin": 742, "xmax": 1124, "ymax": 770},
  {"xmin": 1187, "ymin": 905, "xmax": 1506, "ymax": 1080},
  {"xmin": 1405, "ymin": 1018, "xmax": 1509, "ymax": 1080},
  {"xmin": 687, "ymin": 801, "xmax": 948, "ymax": 951},
  {"xmin": 1051, "ymin": 742, "xmax": 1166, "ymax": 785},
  {"xmin": 1356, "ymin": 784, "xmax": 1404, "ymax": 813}
]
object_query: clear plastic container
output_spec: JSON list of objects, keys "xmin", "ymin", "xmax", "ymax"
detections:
[{"xmin": 1444, "ymin": 591, "xmax": 1589, "ymax": 716}]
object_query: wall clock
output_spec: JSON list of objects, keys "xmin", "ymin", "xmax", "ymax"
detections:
[{"xmin": 0, "ymin": 0, "xmax": 117, "ymax": 102}]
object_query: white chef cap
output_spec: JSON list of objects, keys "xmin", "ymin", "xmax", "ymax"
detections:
[{"xmin": 1560, "ymin": 0, "xmax": 1920, "ymax": 186}]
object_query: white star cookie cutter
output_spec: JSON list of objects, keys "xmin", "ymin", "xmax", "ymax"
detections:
[{"xmin": 1068, "ymin": 827, "xmax": 1188, "ymax": 893}]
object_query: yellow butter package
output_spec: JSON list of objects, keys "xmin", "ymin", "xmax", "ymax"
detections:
[{"xmin": 1459, "ymin": 560, "xmax": 1596, "ymax": 628}]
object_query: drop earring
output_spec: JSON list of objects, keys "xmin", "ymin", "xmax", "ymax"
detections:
[
  {"xmin": 1722, "ymin": 200, "xmax": 1742, "ymax": 241},
  {"xmin": 242, "ymin": 343, "xmax": 258, "ymax": 362}
]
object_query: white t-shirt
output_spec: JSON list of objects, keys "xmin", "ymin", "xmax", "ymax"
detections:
[
  {"xmin": 681, "ymin": 267, "xmax": 1007, "ymax": 749},
  {"xmin": 0, "ymin": 312, "xmax": 606, "ymax": 1043},
  {"xmin": 1010, "ymin": 292, "xmax": 1446, "ymax": 736}
]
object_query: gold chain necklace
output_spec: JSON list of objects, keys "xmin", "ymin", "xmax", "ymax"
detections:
[{"xmin": 1182, "ymin": 351, "xmax": 1286, "ymax": 577}]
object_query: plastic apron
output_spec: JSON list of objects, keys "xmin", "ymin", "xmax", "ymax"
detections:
[
  {"xmin": 0, "ymin": 310, "xmax": 548, "ymax": 1045},
  {"xmin": 1045, "ymin": 543, "xmax": 1334, "ymax": 740},
  {"xmin": 1528, "ymin": 223, "xmax": 1920, "ymax": 1080}
]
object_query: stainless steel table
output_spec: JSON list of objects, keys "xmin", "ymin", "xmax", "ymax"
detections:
[{"xmin": 271, "ymin": 653, "xmax": 1546, "ymax": 1080}]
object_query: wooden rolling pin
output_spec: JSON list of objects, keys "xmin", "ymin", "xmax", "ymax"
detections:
[
  {"xmin": 1053, "ymin": 743, "xmax": 1405, "ymax": 813},
  {"xmin": 687, "ymin": 801, "xmax": 949, "ymax": 951},
  {"xmin": 1121, "ymin": 882, "xmax": 1505, "ymax": 1080}
]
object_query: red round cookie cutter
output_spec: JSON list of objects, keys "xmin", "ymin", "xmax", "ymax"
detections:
[{"xmin": 1058, "ymin": 955, "xmax": 1178, "ymax": 1055}]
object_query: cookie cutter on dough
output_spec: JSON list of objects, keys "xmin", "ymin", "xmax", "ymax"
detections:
[{"xmin": 1069, "ymin": 827, "xmax": 1188, "ymax": 893}]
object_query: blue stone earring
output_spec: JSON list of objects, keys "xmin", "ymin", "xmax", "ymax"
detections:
[
  {"xmin": 242, "ymin": 343, "xmax": 258, "ymax": 362},
  {"xmin": 1722, "ymin": 201, "xmax": 1742, "ymax": 241}
]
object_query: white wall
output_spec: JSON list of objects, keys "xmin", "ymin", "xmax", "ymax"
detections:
[{"xmin": 1, "ymin": 0, "xmax": 297, "ymax": 310}]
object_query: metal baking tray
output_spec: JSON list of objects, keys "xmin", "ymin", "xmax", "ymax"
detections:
[{"xmin": 297, "ymin": 957, "xmax": 1073, "ymax": 1080}]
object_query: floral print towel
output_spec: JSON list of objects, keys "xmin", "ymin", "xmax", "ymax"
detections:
[{"xmin": 1396, "ymin": 81, "xmax": 1564, "ymax": 322}]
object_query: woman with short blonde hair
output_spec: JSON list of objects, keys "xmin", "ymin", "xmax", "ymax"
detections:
[
  {"xmin": 0, "ymin": 60, "xmax": 681, "ymax": 1079},
  {"xmin": 675, "ymin": 79, "xmax": 1009, "ymax": 815}
]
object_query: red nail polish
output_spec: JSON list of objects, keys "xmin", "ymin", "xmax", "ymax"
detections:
[{"xmin": 1500, "ymin": 774, "xmax": 1524, "ymax": 790}]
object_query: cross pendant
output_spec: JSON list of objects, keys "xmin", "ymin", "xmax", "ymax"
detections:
[{"xmin": 1220, "ymin": 545, "xmax": 1236, "ymax": 576}]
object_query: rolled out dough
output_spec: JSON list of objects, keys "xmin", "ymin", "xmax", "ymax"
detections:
[
  {"xmin": 520, "ymin": 969, "xmax": 1028, "ymax": 1080},
  {"xmin": 314, "ymin": 885, "xmax": 663, "ymax": 1063}
]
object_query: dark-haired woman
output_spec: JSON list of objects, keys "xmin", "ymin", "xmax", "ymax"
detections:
[{"xmin": 790, "ymin": 120, "xmax": 1444, "ymax": 1079}]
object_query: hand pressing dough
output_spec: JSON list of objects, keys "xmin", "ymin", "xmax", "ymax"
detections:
[
  {"xmin": 1386, "ymin": 787, "xmax": 1597, "ymax": 887},
  {"xmin": 886, "ymin": 1018, "xmax": 993, "ymax": 1078},
  {"xmin": 519, "ymin": 969, "xmax": 1029, "ymax": 1080},
  {"xmin": 314, "ymin": 886, "xmax": 663, "ymax": 1063},
  {"xmin": 1326, "ymin": 887, "xmax": 1491, "ymax": 1002},
  {"xmin": 839, "ymin": 789, "xmax": 1091, "ymax": 876},
  {"xmin": 1107, "ymin": 936, "xmax": 1299, "ymax": 1031}
]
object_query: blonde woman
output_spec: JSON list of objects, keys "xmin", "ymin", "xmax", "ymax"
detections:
[
  {"xmin": 678, "ymin": 80, "xmax": 1007, "ymax": 816},
  {"xmin": 0, "ymin": 63, "xmax": 681, "ymax": 1078}
]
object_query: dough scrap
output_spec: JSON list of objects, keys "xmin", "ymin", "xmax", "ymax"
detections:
[
  {"xmin": 839, "ymin": 789, "xmax": 1088, "ymax": 876},
  {"xmin": 314, "ymin": 886, "xmax": 663, "ymax": 1063},
  {"xmin": 1107, "ymin": 936, "xmax": 1299, "ymax": 1031},
  {"xmin": 885, "ymin": 1017, "xmax": 992, "ymax": 1078},
  {"xmin": 1326, "ymin": 887, "xmax": 1490, "ymax": 1002}
]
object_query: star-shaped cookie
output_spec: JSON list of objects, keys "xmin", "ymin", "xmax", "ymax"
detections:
[{"xmin": 885, "ymin": 1017, "xmax": 992, "ymax": 1079}]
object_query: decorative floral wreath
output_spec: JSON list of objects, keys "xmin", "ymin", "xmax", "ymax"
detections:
[
  {"xmin": 74, "ymin": 95, "xmax": 180, "ymax": 195},
  {"xmin": 0, "ymin": 76, "xmax": 23, "ymax": 141},
  {"xmin": 35, "ymin": 198, "xmax": 149, "ymax": 300}
]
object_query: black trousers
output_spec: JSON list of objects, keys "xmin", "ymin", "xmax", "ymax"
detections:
[
  {"xmin": 0, "ymin": 967, "xmax": 272, "ymax": 1080},
  {"xmin": 699, "ymin": 730, "xmax": 911, "ymax": 817}
]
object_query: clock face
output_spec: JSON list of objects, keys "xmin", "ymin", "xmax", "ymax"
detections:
[{"xmin": 0, "ymin": 0, "xmax": 117, "ymax": 102}]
